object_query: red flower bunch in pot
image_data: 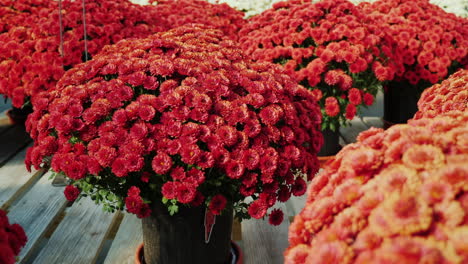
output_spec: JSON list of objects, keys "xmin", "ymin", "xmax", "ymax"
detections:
[
  {"xmin": 25, "ymin": 25, "xmax": 322, "ymax": 264},
  {"xmin": 358, "ymin": 0, "xmax": 468, "ymax": 125},
  {"xmin": 239, "ymin": 0, "xmax": 396, "ymax": 156},
  {"xmin": 285, "ymin": 108, "xmax": 468, "ymax": 263},
  {"xmin": 0, "ymin": 210, "xmax": 28, "ymax": 264},
  {"xmin": 149, "ymin": 0, "xmax": 245, "ymax": 41},
  {"xmin": 414, "ymin": 69, "xmax": 468, "ymax": 120}
]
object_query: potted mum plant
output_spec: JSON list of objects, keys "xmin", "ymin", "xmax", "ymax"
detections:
[
  {"xmin": 358, "ymin": 0, "xmax": 468, "ymax": 126},
  {"xmin": 26, "ymin": 25, "xmax": 322, "ymax": 264},
  {"xmin": 285, "ymin": 112, "xmax": 468, "ymax": 263},
  {"xmin": 0, "ymin": 210, "xmax": 28, "ymax": 264},
  {"xmin": 239, "ymin": 0, "xmax": 395, "ymax": 158}
]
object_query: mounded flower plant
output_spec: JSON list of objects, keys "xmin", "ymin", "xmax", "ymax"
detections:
[
  {"xmin": 26, "ymin": 24, "xmax": 322, "ymax": 225},
  {"xmin": 239, "ymin": 0, "xmax": 396, "ymax": 133},
  {"xmin": 0, "ymin": 210, "xmax": 27, "ymax": 264},
  {"xmin": 285, "ymin": 107, "xmax": 468, "ymax": 262},
  {"xmin": 358, "ymin": 0, "xmax": 468, "ymax": 87}
]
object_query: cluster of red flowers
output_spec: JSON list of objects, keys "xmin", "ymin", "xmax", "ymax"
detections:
[
  {"xmin": 239, "ymin": 0, "xmax": 395, "ymax": 130},
  {"xmin": 414, "ymin": 69, "xmax": 468, "ymax": 119},
  {"xmin": 0, "ymin": 0, "xmax": 245, "ymax": 109},
  {"xmin": 285, "ymin": 109, "xmax": 468, "ymax": 261},
  {"xmin": 0, "ymin": 210, "xmax": 27, "ymax": 264},
  {"xmin": 149, "ymin": 0, "xmax": 245, "ymax": 41},
  {"xmin": 0, "ymin": 0, "xmax": 163, "ymax": 108},
  {"xmin": 359, "ymin": 0, "xmax": 468, "ymax": 86},
  {"xmin": 0, "ymin": 0, "xmax": 54, "ymax": 33},
  {"xmin": 26, "ymin": 25, "xmax": 322, "ymax": 223}
]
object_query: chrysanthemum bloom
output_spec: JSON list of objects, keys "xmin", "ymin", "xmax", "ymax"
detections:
[
  {"xmin": 285, "ymin": 110, "xmax": 468, "ymax": 263},
  {"xmin": 358, "ymin": 0, "xmax": 468, "ymax": 87},
  {"xmin": 414, "ymin": 69, "xmax": 468, "ymax": 119},
  {"xmin": 239, "ymin": 0, "xmax": 395, "ymax": 131},
  {"xmin": 0, "ymin": 210, "xmax": 28, "ymax": 264},
  {"xmin": 26, "ymin": 25, "xmax": 322, "ymax": 223}
]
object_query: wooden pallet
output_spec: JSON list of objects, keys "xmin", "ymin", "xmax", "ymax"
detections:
[{"xmin": 1, "ymin": 111, "xmax": 383, "ymax": 264}]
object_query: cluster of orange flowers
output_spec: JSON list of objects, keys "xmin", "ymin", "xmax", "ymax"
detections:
[
  {"xmin": 286, "ymin": 69, "xmax": 468, "ymax": 263},
  {"xmin": 415, "ymin": 69, "xmax": 467, "ymax": 119}
]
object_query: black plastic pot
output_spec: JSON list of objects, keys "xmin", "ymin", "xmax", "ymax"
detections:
[
  {"xmin": 383, "ymin": 80, "xmax": 421, "ymax": 127},
  {"xmin": 141, "ymin": 201, "xmax": 233, "ymax": 264},
  {"xmin": 318, "ymin": 128, "xmax": 341, "ymax": 156}
]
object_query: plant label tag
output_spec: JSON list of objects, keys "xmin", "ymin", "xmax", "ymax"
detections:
[{"xmin": 204, "ymin": 208, "xmax": 216, "ymax": 243}]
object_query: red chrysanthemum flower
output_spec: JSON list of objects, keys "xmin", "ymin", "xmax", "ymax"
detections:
[
  {"xmin": 325, "ymin": 97, "xmax": 340, "ymax": 117},
  {"xmin": 64, "ymin": 185, "xmax": 81, "ymax": 202},
  {"xmin": 348, "ymin": 88, "xmax": 362, "ymax": 105},
  {"xmin": 345, "ymin": 103, "xmax": 357, "ymax": 120},
  {"xmin": 152, "ymin": 152, "xmax": 172, "ymax": 175},
  {"xmin": 248, "ymin": 199, "xmax": 268, "ymax": 219},
  {"xmin": 268, "ymin": 208, "xmax": 284, "ymax": 226},
  {"xmin": 209, "ymin": 194, "xmax": 227, "ymax": 215}
]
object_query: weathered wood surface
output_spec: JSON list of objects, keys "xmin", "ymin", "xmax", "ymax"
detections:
[
  {"xmin": 0, "ymin": 146, "xmax": 42, "ymax": 210},
  {"xmin": 339, "ymin": 117, "xmax": 370, "ymax": 144},
  {"xmin": 104, "ymin": 213, "xmax": 142, "ymax": 264},
  {"xmin": 362, "ymin": 116, "xmax": 384, "ymax": 129},
  {"xmin": 33, "ymin": 199, "xmax": 119, "ymax": 264},
  {"xmin": 7, "ymin": 171, "xmax": 68, "ymax": 263},
  {"xmin": 241, "ymin": 203, "xmax": 290, "ymax": 264}
]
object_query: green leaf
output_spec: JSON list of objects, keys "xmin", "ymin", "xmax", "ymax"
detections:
[
  {"xmin": 168, "ymin": 204, "xmax": 178, "ymax": 216},
  {"xmin": 329, "ymin": 122, "xmax": 336, "ymax": 132},
  {"xmin": 162, "ymin": 197, "xmax": 169, "ymax": 204}
]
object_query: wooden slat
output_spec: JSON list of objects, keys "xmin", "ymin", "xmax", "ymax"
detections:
[
  {"xmin": 0, "ymin": 125, "xmax": 31, "ymax": 166},
  {"xmin": 241, "ymin": 203, "xmax": 290, "ymax": 264},
  {"xmin": 339, "ymin": 117, "xmax": 369, "ymax": 144},
  {"xmin": 6, "ymin": 171, "xmax": 68, "ymax": 263},
  {"xmin": 362, "ymin": 116, "xmax": 384, "ymax": 129},
  {"xmin": 0, "ymin": 146, "xmax": 43, "ymax": 210},
  {"xmin": 32, "ymin": 199, "xmax": 119, "ymax": 264},
  {"xmin": 285, "ymin": 194, "xmax": 307, "ymax": 218},
  {"xmin": 104, "ymin": 213, "xmax": 142, "ymax": 264}
]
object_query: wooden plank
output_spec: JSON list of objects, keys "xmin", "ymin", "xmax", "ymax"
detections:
[
  {"xmin": 241, "ymin": 203, "xmax": 290, "ymax": 264},
  {"xmin": 0, "ymin": 125, "xmax": 31, "ymax": 166},
  {"xmin": 362, "ymin": 116, "xmax": 384, "ymax": 129},
  {"xmin": 0, "ymin": 146, "xmax": 43, "ymax": 210},
  {"xmin": 32, "ymin": 199, "xmax": 119, "ymax": 264},
  {"xmin": 339, "ymin": 117, "xmax": 369, "ymax": 144},
  {"xmin": 6, "ymin": 171, "xmax": 68, "ymax": 263},
  {"xmin": 285, "ymin": 194, "xmax": 307, "ymax": 218},
  {"xmin": 104, "ymin": 213, "xmax": 142, "ymax": 264}
]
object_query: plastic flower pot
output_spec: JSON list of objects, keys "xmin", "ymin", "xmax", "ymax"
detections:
[
  {"xmin": 383, "ymin": 80, "xmax": 422, "ymax": 126},
  {"xmin": 135, "ymin": 241, "xmax": 243, "ymax": 264},
  {"xmin": 6, "ymin": 106, "xmax": 32, "ymax": 126},
  {"xmin": 318, "ymin": 128, "xmax": 341, "ymax": 157},
  {"xmin": 140, "ymin": 199, "xmax": 235, "ymax": 264}
]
